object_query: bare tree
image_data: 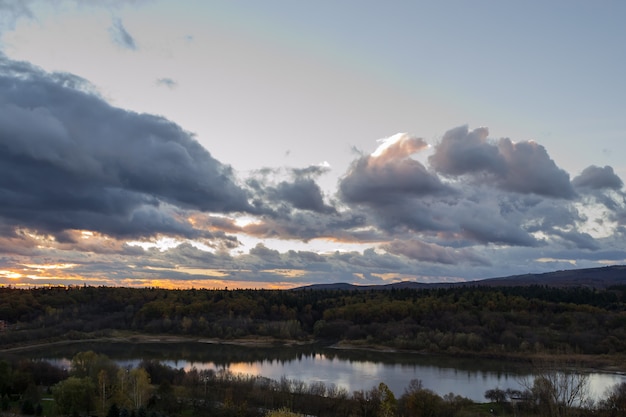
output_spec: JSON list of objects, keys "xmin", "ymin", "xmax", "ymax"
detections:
[
  {"xmin": 599, "ymin": 381, "xmax": 626, "ymax": 417},
  {"xmin": 519, "ymin": 363, "xmax": 590, "ymax": 417}
]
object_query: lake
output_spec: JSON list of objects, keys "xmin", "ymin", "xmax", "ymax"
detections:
[{"xmin": 15, "ymin": 340, "xmax": 626, "ymax": 402}]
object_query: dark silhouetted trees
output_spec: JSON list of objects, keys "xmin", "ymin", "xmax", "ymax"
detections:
[{"xmin": 1, "ymin": 284, "xmax": 626, "ymax": 359}]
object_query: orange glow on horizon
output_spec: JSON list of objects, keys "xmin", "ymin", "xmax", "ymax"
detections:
[
  {"xmin": 0, "ymin": 270, "xmax": 22, "ymax": 279},
  {"xmin": 116, "ymin": 278, "xmax": 301, "ymax": 290},
  {"xmin": 259, "ymin": 269, "xmax": 306, "ymax": 278},
  {"xmin": 22, "ymin": 263, "xmax": 77, "ymax": 270},
  {"xmin": 0, "ymin": 272, "xmax": 306, "ymax": 290},
  {"xmin": 0, "ymin": 256, "xmax": 310, "ymax": 290}
]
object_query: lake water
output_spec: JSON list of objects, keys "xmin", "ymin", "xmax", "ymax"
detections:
[{"xmin": 17, "ymin": 340, "xmax": 626, "ymax": 402}]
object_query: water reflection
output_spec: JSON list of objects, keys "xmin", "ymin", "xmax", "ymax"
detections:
[{"xmin": 16, "ymin": 341, "xmax": 626, "ymax": 402}]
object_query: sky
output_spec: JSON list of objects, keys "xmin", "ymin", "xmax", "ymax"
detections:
[{"xmin": 1, "ymin": 0, "xmax": 625, "ymax": 289}]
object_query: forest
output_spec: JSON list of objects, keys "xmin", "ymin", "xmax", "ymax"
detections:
[
  {"xmin": 1, "ymin": 284, "xmax": 626, "ymax": 358},
  {"xmin": 1, "ymin": 283, "xmax": 626, "ymax": 416}
]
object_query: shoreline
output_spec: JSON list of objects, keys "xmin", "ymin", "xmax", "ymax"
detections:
[
  {"xmin": 0, "ymin": 333, "xmax": 313, "ymax": 354},
  {"xmin": 2, "ymin": 333, "xmax": 625, "ymax": 375}
]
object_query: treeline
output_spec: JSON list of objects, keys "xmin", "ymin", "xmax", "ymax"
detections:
[
  {"xmin": 2, "ymin": 350, "xmax": 626, "ymax": 417},
  {"xmin": 2, "ymin": 284, "xmax": 626, "ymax": 356},
  {"xmin": 0, "ymin": 350, "xmax": 463, "ymax": 417}
]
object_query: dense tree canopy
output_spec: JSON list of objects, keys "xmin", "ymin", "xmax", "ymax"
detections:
[
  {"xmin": 1, "ymin": 282, "xmax": 626, "ymax": 416},
  {"xmin": 1, "ymin": 284, "xmax": 626, "ymax": 358}
]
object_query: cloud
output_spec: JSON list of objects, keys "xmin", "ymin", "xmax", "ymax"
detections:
[
  {"xmin": 156, "ymin": 78, "xmax": 178, "ymax": 89},
  {"xmin": 241, "ymin": 210, "xmax": 355, "ymax": 242},
  {"xmin": 248, "ymin": 165, "xmax": 335, "ymax": 214},
  {"xmin": 570, "ymin": 166, "xmax": 625, "ymax": 222},
  {"xmin": 0, "ymin": 0, "xmax": 152, "ymax": 33},
  {"xmin": 455, "ymin": 202, "xmax": 540, "ymax": 247},
  {"xmin": 270, "ymin": 178, "xmax": 334, "ymax": 213},
  {"xmin": 429, "ymin": 126, "xmax": 575, "ymax": 198},
  {"xmin": 572, "ymin": 165, "xmax": 623, "ymax": 190},
  {"xmin": 428, "ymin": 126, "xmax": 504, "ymax": 176},
  {"xmin": 0, "ymin": 51, "xmax": 621, "ymax": 287},
  {"xmin": 0, "ymin": 55, "xmax": 252, "ymax": 240},
  {"xmin": 0, "ymin": 0, "xmax": 34, "ymax": 30},
  {"xmin": 382, "ymin": 239, "xmax": 490, "ymax": 266},
  {"xmin": 249, "ymin": 243, "xmax": 282, "ymax": 263},
  {"xmin": 549, "ymin": 229, "xmax": 599, "ymax": 251},
  {"xmin": 335, "ymin": 127, "xmax": 600, "ymax": 250},
  {"xmin": 243, "ymin": 166, "xmax": 340, "ymax": 239},
  {"xmin": 340, "ymin": 133, "xmax": 447, "ymax": 205},
  {"xmin": 109, "ymin": 17, "xmax": 137, "ymax": 50},
  {"xmin": 337, "ymin": 131, "xmax": 538, "ymax": 245},
  {"xmin": 156, "ymin": 242, "xmax": 409, "ymax": 286}
]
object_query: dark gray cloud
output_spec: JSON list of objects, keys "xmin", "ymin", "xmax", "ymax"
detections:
[
  {"xmin": 241, "ymin": 210, "xmax": 376, "ymax": 243},
  {"xmin": 292, "ymin": 165, "xmax": 330, "ymax": 177},
  {"xmin": 360, "ymin": 197, "xmax": 457, "ymax": 236},
  {"xmin": 429, "ymin": 126, "xmax": 575, "ymax": 198},
  {"xmin": 239, "ymin": 125, "xmax": 620, "ymax": 274},
  {"xmin": 382, "ymin": 239, "xmax": 490, "ymax": 266},
  {"xmin": 249, "ymin": 243, "xmax": 282, "ymax": 263},
  {"xmin": 0, "ymin": 50, "xmax": 622, "ymax": 287},
  {"xmin": 340, "ymin": 135, "xmax": 447, "ymax": 205},
  {"xmin": 570, "ymin": 166, "xmax": 626, "ymax": 226},
  {"xmin": 159, "ymin": 243, "xmax": 412, "ymax": 284},
  {"xmin": 272, "ymin": 178, "xmax": 335, "ymax": 213},
  {"xmin": 428, "ymin": 126, "xmax": 504, "ymax": 176},
  {"xmin": 336, "ymin": 131, "xmax": 546, "ymax": 246},
  {"xmin": 109, "ymin": 17, "xmax": 137, "ymax": 50},
  {"xmin": 244, "ymin": 166, "xmax": 338, "ymax": 235},
  {"xmin": 572, "ymin": 165, "xmax": 623, "ymax": 190},
  {"xmin": 457, "ymin": 207, "xmax": 540, "ymax": 247},
  {"xmin": 497, "ymin": 138, "xmax": 574, "ymax": 198},
  {"xmin": 0, "ymin": 56, "xmax": 252, "ymax": 240},
  {"xmin": 549, "ymin": 229, "xmax": 599, "ymax": 251}
]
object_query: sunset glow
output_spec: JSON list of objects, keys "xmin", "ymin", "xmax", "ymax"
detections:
[{"xmin": 0, "ymin": 1, "xmax": 625, "ymax": 289}]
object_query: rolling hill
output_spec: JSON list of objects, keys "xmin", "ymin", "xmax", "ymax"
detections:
[{"xmin": 294, "ymin": 265, "xmax": 626, "ymax": 291}]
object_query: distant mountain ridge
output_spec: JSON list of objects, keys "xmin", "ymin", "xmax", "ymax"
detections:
[{"xmin": 293, "ymin": 265, "xmax": 626, "ymax": 291}]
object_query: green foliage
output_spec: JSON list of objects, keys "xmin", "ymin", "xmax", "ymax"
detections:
[
  {"xmin": 377, "ymin": 382, "xmax": 397, "ymax": 417},
  {"xmin": 52, "ymin": 376, "xmax": 96, "ymax": 416},
  {"xmin": 1, "ymin": 284, "xmax": 626, "ymax": 358},
  {"xmin": 400, "ymin": 382, "xmax": 444, "ymax": 417}
]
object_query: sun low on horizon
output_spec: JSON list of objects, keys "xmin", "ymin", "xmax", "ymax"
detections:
[{"xmin": 1, "ymin": 0, "xmax": 626, "ymax": 290}]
